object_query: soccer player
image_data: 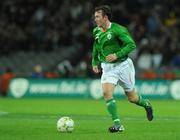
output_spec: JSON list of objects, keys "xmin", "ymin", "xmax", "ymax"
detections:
[{"xmin": 91, "ymin": 5, "xmax": 153, "ymax": 133}]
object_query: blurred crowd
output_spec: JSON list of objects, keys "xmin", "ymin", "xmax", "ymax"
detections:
[{"xmin": 0, "ymin": 0, "xmax": 180, "ymax": 82}]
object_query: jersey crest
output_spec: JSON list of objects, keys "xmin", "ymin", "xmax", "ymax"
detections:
[{"xmin": 107, "ymin": 32, "xmax": 112, "ymax": 40}]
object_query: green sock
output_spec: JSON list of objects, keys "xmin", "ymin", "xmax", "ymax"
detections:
[
  {"xmin": 106, "ymin": 99, "xmax": 120, "ymax": 125},
  {"xmin": 136, "ymin": 96, "xmax": 150, "ymax": 108}
]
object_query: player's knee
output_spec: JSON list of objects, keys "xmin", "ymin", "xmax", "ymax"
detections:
[
  {"xmin": 128, "ymin": 96, "xmax": 138, "ymax": 103},
  {"xmin": 126, "ymin": 90, "xmax": 138, "ymax": 103},
  {"xmin": 103, "ymin": 92, "xmax": 113, "ymax": 100}
]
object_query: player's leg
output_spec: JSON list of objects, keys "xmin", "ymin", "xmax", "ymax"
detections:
[
  {"xmin": 118, "ymin": 58, "xmax": 153, "ymax": 121},
  {"xmin": 103, "ymin": 83, "xmax": 120, "ymax": 125},
  {"xmin": 125, "ymin": 89, "xmax": 153, "ymax": 121},
  {"xmin": 102, "ymin": 83, "xmax": 124, "ymax": 132},
  {"xmin": 101, "ymin": 63, "xmax": 125, "ymax": 132}
]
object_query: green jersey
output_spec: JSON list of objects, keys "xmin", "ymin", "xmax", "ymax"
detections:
[{"xmin": 92, "ymin": 22, "xmax": 136, "ymax": 66}]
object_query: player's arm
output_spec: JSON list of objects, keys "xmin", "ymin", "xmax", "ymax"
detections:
[
  {"xmin": 115, "ymin": 26, "xmax": 136, "ymax": 59},
  {"xmin": 92, "ymin": 42, "xmax": 100, "ymax": 73},
  {"xmin": 92, "ymin": 28, "xmax": 101, "ymax": 73}
]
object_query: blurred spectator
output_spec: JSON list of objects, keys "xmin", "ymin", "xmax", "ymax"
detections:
[
  {"xmin": 0, "ymin": 67, "xmax": 15, "ymax": 97},
  {"xmin": 31, "ymin": 64, "xmax": 44, "ymax": 78},
  {"xmin": 45, "ymin": 71, "xmax": 59, "ymax": 79},
  {"xmin": 140, "ymin": 69, "xmax": 157, "ymax": 80},
  {"xmin": 146, "ymin": 10, "xmax": 161, "ymax": 35},
  {"xmin": 137, "ymin": 39, "xmax": 152, "ymax": 70},
  {"xmin": 137, "ymin": 51, "xmax": 152, "ymax": 70},
  {"xmin": 152, "ymin": 48, "xmax": 163, "ymax": 69},
  {"xmin": 57, "ymin": 60, "xmax": 73, "ymax": 78},
  {"xmin": 161, "ymin": 71, "xmax": 176, "ymax": 80},
  {"xmin": 75, "ymin": 60, "xmax": 88, "ymax": 78}
]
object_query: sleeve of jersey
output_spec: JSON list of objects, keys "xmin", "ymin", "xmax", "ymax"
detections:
[
  {"xmin": 92, "ymin": 28, "xmax": 100, "ymax": 66},
  {"xmin": 92, "ymin": 42, "xmax": 100, "ymax": 66},
  {"xmin": 115, "ymin": 27, "xmax": 136, "ymax": 59}
]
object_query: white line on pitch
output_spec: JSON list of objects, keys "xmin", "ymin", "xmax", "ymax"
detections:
[{"xmin": 0, "ymin": 111, "xmax": 9, "ymax": 116}]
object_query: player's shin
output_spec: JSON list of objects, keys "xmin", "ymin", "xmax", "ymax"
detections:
[
  {"xmin": 136, "ymin": 95, "xmax": 150, "ymax": 108},
  {"xmin": 136, "ymin": 95, "xmax": 154, "ymax": 121},
  {"xmin": 106, "ymin": 99, "xmax": 121, "ymax": 125}
]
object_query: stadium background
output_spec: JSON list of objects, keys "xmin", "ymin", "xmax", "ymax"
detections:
[
  {"xmin": 0, "ymin": 0, "xmax": 180, "ymax": 140},
  {"xmin": 0, "ymin": 0, "xmax": 179, "ymax": 98},
  {"xmin": 0, "ymin": 0, "xmax": 180, "ymax": 80}
]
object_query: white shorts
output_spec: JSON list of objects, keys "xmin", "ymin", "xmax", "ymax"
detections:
[{"xmin": 101, "ymin": 58, "xmax": 135, "ymax": 92}]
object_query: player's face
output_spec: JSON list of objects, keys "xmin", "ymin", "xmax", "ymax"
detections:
[{"xmin": 94, "ymin": 10, "xmax": 106, "ymax": 27}]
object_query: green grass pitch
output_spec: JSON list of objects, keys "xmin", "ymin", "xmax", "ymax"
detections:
[{"xmin": 0, "ymin": 98, "xmax": 180, "ymax": 140}]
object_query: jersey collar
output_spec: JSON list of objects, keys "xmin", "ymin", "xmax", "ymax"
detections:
[
  {"xmin": 108, "ymin": 22, "xmax": 112, "ymax": 29},
  {"xmin": 99, "ymin": 22, "xmax": 112, "ymax": 32}
]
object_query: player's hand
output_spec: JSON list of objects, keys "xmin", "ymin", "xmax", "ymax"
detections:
[
  {"xmin": 92, "ymin": 66, "xmax": 100, "ymax": 73},
  {"xmin": 106, "ymin": 53, "xmax": 117, "ymax": 62}
]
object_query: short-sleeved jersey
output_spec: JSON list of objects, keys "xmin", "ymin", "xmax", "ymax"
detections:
[{"xmin": 92, "ymin": 22, "xmax": 136, "ymax": 66}]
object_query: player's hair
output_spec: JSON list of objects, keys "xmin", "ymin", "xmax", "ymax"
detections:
[{"xmin": 95, "ymin": 5, "xmax": 112, "ymax": 20}]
